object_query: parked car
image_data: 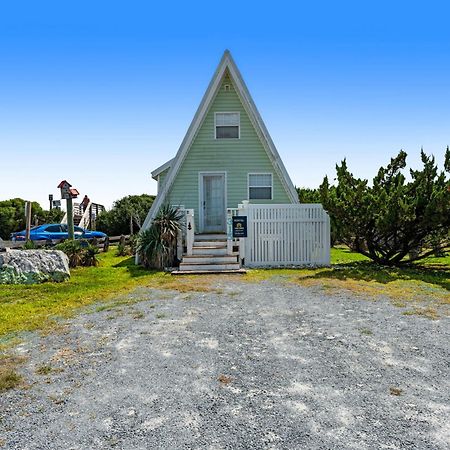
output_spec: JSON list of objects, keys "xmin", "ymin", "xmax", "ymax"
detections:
[{"xmin": 10, "ymin": 224, "xmax": 107, "ymax": 242}]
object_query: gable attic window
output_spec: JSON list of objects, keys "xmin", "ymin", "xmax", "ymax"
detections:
[
  {"xmin": 248, "ymin": 173, "xmax": 273, "ymax": 200},
  {"xmin": 215, "ymin": 112, "xmax": 240, "ymax": 139}
]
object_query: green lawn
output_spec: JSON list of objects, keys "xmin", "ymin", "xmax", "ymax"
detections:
[
  {"xmin": 1, "ymin": 247, "xmax": 449, "ymax": 343},
  {"xmin": 0, "ymin": 251, "xmax": 211, "ymax": 341}
]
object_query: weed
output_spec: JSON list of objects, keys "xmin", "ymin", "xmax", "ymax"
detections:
[
  {"xmin": 403, "ymin": 307, "xmax": 439, "ymax": 320},
  {"xmin": 0, "ymin": 368, "xmax": 22, "ymax": 392},
  {"xmin": 35, "ymin": 365, "xmax": 52, "ymax": 375},
  {"xmin": 359, "ymin": 328, "xmax": 373, "ymax": 335},
  {"xmin": 218, "ymin": 374, "xmax": 232, "ymax": 385},
  {"xmin": 132, "ymin": 312, "xmax": 145, "ymax": 319},
  {"xmin": 48, "ymin": 395, "xmax": 65, "ymax": 405},
  {"xmin": 156, "ymin": 313, "xmax": 166, "ymax": 319},
  {"xmin": 390, "ymin": 387, "xmax": 403, "ymax": 396}
]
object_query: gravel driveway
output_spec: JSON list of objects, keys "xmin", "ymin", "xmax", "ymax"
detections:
[{"xmin": 1, "ymin": 279, "xmax": 449, "ymax": 449}]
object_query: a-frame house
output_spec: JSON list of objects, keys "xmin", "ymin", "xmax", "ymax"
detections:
[
  {"xmin": 143, "ymin": 50, "xmax": 298, "ymax": 232},
  {"xmin": 141, "ymin": 51, "xmax": 330, "ymax": 271}
]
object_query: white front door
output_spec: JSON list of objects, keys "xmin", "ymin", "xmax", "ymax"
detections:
[{"xmin": 200, "ymin": 173, "xmax": 226, "ymax": 233}]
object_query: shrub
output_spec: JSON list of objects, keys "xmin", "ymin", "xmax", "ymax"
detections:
[
  {"xmin": 56, "ymin": 239, "xmax": 100, "ymax": 267},
  {"xmin": 320, "ymin": 148, "xmax": 450, "ymax": 265},
  {"xmin": 116, "ymin": 242, "xmax": 129, "ymax": 256},
  {"xmin": 137, "ymin": 205, "xmax": 183, "ymax": 269},
  {"xmin": 96, "ymin": 194, "xmax": 155, "ymax": 236},
  {"xmin": 56, "ymin": 240, "xmax": 84, "ymax": 267},
  {"xmin": 22, "ymin": 240, "xmax": 37, "ymax": 250},
  {"xmin": 83, "ymin": 243, "xmax": 100, "ymax": 267}
]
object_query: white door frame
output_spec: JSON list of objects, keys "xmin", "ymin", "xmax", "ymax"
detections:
[{"xmin": 198, "ymin": 171, "xmax": 227, "ymax": 233}]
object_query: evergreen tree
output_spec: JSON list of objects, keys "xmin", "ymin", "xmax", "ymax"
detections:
[
  {"xmin": 320, "ymin": 148, "xmax": 450, "ymax": 265},
  {"xmin": 96, "ymin": 194, "xmax": 155, "ymax": 236}
]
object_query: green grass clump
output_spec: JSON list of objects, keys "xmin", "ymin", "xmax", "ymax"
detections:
[
  {"xmin": 35, "ymin": 365, "xmax": 53, "ymax": 375},
  {"xmin": 0, "ymin": 367, "xmax": 22, "ymax": 392}
]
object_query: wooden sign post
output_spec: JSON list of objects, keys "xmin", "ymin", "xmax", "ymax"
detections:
[
  {"xmin": 25, "ymin": 201, "xmax": 32, "ymax": 241},
  {"xmin": 66, "ymin": 197, "xmax": 74, "ymax": 240},
  {"xmin": 57, "ymin": 180, "xmax": 79, "ymax": 240}
]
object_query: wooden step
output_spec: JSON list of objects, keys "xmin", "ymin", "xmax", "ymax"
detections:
[
  {"xmin": 179, "ymin": 262, "xmax": 241, "ymax": 271},
  {"xmin": 195, "ymin": 234, "xmax": 227, "ymax": 241},
  {"xmin": 173, "ymin": 269, "xmax": 246, "ymax": 275},
  {"xmin": 182, "ymin": 255, "xmax": 238, "ymax": 264},
  {"xmin": 193, "ymin": 241, "xmax": 227, "ymax": 248},
  {"xmin": 192, "ymin": 247, "xmax": 228, "ymax": 256}
]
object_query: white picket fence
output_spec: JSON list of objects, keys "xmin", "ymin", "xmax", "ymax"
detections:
[{"xmin": 241, "ymin": 203, "xmax": 330, "ymax": 267}]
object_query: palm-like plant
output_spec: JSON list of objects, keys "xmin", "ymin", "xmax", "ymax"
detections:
[{"xmin": 137, "ymin": 205, "xmax": 183, "ymax": 269}]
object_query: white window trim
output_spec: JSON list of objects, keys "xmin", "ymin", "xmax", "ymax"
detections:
[
  {"xmin": 214, "ymin": 112, "xmax": 240, "ymax": 140},
  {"xmin": 248, "ymin": 173, "xmax": 273, "ymax": 200}
]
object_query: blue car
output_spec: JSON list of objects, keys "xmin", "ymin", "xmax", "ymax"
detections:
[{"xmin": 11, "ymin": 224, "xmax": 107, "ymax": 243}]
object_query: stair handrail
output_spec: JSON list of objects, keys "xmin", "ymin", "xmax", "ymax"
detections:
[{"xmin": 78, "ymin": 201, "xmax": 93, "ymax": 229}]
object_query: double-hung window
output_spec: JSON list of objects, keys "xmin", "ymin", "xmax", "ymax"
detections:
[
  {"xmin": 248, "ymin": 173, "xmax": 273, "ymax": 200},
  {"xmin": 215, "ymin": 112, "xmax": 240, "ymax": 139}
]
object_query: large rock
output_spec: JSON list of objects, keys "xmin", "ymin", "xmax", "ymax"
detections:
[{"xmin": 0, "ymin": 249, "xmax": 70, "ymax": 284}]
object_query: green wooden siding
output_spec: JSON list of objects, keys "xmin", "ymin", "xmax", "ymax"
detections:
[
  {"xmin": 166, "ymin": 73, "xmax": 292, "ymax": 227},
  {"xmin": 157, "ymin": 168, "xmax": 169, "ymax": 193}
]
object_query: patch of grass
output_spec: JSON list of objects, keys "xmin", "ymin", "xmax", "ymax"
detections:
[
  {"xmin": 35, "ymin": 364, "xmax": 53, "ymax": 375},
  {"xmin": 132, "ymin": 311, "xmax": 145, "ymax": 319},
  {"xmin": 403, "ymin": 307, "xmax": 439, "ymax": 320},
  {"xmin": 0, "ymin": 355, "xmax": 24, "ymax": 392},
  {"xmin": 95, "ymin": 297, "xmax": 144, "ymax": 313},
  {"xmin": 0, "ymin": 252, "xmax": 218, "ymax": 341},
  {"xmin": 0, "ymin": 368, "xmax": 22, "ymax": 392},
  {"xmin": 244, "ymin": 247, "xmax": 449, "ymax": 315},
  {"xmin": 331, "ymin": 246, "xmax": 371, "ymax": 264},
  {"xmin": 359, "ymin": 328, "xmax": 373, "ymax": 335},
  {"xmin": 155, "ymin": 313, "xmax": 166, "ymax": 319}
]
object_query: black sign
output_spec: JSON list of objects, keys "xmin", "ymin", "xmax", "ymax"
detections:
[{"xmin": 232, "ymin": 216, "xmax": 247, "ymax": 238}]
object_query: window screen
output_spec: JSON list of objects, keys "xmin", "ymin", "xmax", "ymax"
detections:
[
  {"xmin": 215, "ymin": 112, "xmax": 239, "ymax": 139},
  {"xmin": 249, "ymin": 174, "xmax": 272, "ymax": 200}
]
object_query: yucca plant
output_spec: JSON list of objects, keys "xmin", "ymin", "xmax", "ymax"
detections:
[
  {"xmin": 56, "ymin": 239, "xmax": 100, "ymax": 267},
  {"xmin": 83, "ymin": 243, "xmax": 100, "ymax": 267},
  {"xmin": 56, "ymin": 240, "xmax": 84, "ymax": 267},
  {"xmin": 137, "ymin": 205, "xmax": 183, "ymax": 269}
]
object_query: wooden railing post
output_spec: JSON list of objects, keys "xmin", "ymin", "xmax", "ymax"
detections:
[
  {"xmin": 186, "ymin": 209, "xmax": 194, "ymax": 256},
  {"xmin": 176, "ymin": 227, "xmax": 183, "ymax": 260},
  {"xmin": 226, "ymin": 209, "xmax": 233, "ymax": 255},
  {"xmin": 238, "ymin": 201, "xmax": 247, "ymax": 264}
]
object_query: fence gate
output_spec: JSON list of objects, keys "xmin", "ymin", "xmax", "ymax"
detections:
[{"xmin": 241, "ymin": 204, "xmax": 330, "ymax": 267}]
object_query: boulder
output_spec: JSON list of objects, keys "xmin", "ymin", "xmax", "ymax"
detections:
[{"xmin": 0, "ymin": 249, "xmax": 70, "ymax": 284}]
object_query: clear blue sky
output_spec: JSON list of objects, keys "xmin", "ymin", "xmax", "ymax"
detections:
[{"xmin": 1, "ymin": 1, "xmax": 449, "ymax": 209}]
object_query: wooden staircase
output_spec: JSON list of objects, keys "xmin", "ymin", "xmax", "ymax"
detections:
[{"xmin": 175, "ymin": 234, "xmax": 245, "ymax": 274}]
